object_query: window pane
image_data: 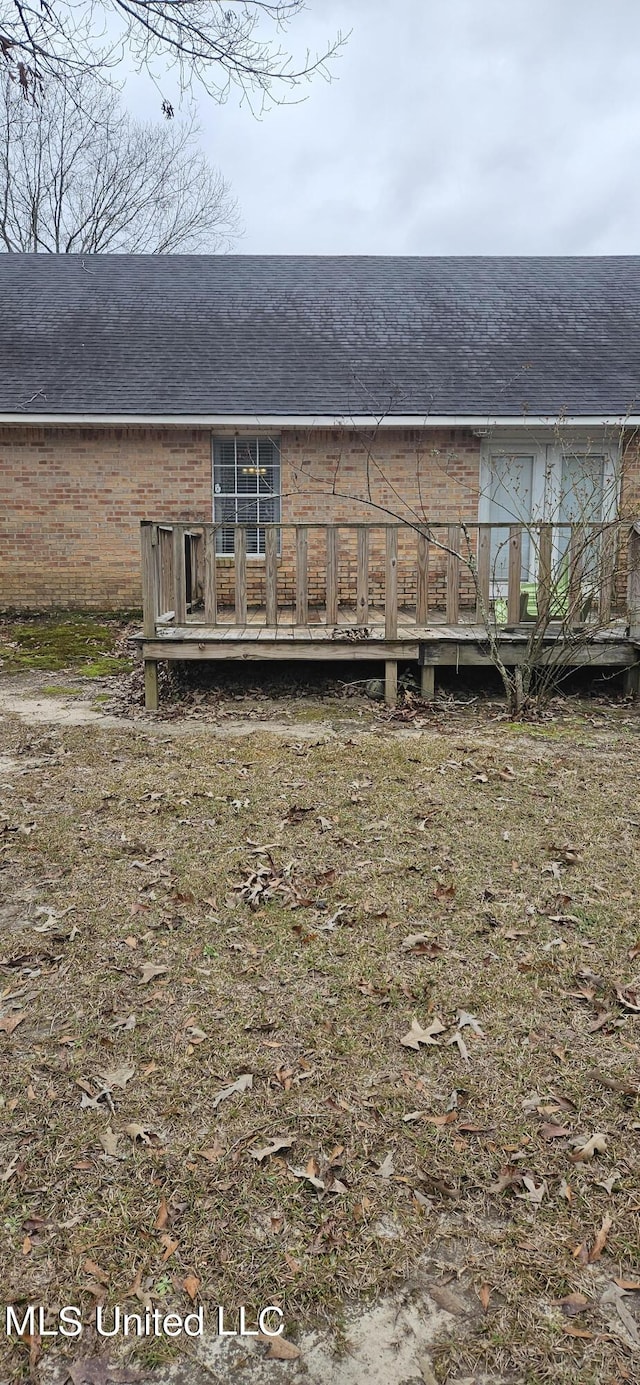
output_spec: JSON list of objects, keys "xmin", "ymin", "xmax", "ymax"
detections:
[
  {"xmin": 215, "ymin": 465, "xmax": 236, "ymax": 495},
  {"xmin": 559, "ymin": 456, "xmax": 604, "ymax": 523},
  {"xmin": 236, "ymin": 439, "xmax": 259, "ymax": 494},
  {"xmin": 487, "ymin": 454, "xmax": 534, "ymax": 583}
]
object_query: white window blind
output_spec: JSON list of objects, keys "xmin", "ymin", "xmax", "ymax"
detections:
[{"xmin": 213, "ymin": 436, "xmax": 281, "ymax": 555}]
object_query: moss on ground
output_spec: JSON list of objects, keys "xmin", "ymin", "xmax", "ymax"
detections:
[{"xmin": 0, "ymin": 614, "xmax": 133, "ymax": 675}]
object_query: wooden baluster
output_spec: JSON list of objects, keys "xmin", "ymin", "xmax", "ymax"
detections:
[
  {"xmin": 537, "ymin": 522, "xmax": 552, "ymax": 623},
  {"xmin": 446, "ymin": 524, "xmax": 460, "ymax": 625},
  {"xmin": 141, "ymin": 523, "xmax": 158, "ymax": 638},
  {"xmin": 234, "ymin": 527, "xmax": 247, "ymax": 626},
  {"xmin": 416, "ymin": 529, "xmax": 429, "ymax": 626},
  {"xmin": 599, "ymin": 524, "xmax": 617, "ymax": 624},
  {"xmin": 296, "ymin": 526, "xmax": 308, "ymax": 625},
  {"xmin": 627, "ymin": 521, "xmax": 640, "ymax": 639},
  {"xmin": 356, "ymin": 526, "xmax": 370, "ymax": 625},
  {"xmin": 204, "ymin": 525, "xmax": 217, "ymax": 626},
  {"xmin": 568, "ymin": 526, "xmax": 585, "ymax": 625},
  {"xmin": 475, "ymin": 524, "xmax": 491, "ymax": 623},
  {"xmin": 507, "ymin": 525, "xmax": 522, "ymax": 625},
  {"xmin": 265, "ymin": 525, "xmax": 278, "ymax": 626},
  {"xmin": 172, "ymin": 524, "xmax": 187, "ymax": 625},
  {"xmin": 326, "ymin": 527, "xmax": 339, "ymax": 625},
  {"xmin": 385, "ymin": 526, "xmax": 398, "ymax": 639}
]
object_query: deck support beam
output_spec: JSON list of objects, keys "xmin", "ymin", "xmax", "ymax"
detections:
[
  {"xmin": 144, "ymin": 659, "xmax": 159, "ymax": 711},
  {"xmin": 420, "ymin": 664, "xmax": 435, "ymax": 701},
  {"xmin": 385, "ymin": 659, "xmax": 398, "ymax": 706}
]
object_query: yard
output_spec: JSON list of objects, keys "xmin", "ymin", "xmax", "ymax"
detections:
[{"xmin": 0, "ymin": 618, "xmax": 639, "ymax": 1385}]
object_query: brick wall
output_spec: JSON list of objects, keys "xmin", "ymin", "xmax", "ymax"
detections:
[
  {"xmin": 2, "ymin": 423, "xmax": 640, "ymax": 613},
  {"xmin": 0, "ymin": 424, "xmax": 481, "ymax": 611},
  {"xmin": 0, "ymin": 425, "xmax": 212, "ymax": 610}
]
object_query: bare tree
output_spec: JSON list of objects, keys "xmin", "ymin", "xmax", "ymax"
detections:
[
  {"xmin": 0, "ymin": 1, "xmax": 345, "ymax": 106},
  {"xmin": 0, "ymin": 73, "xmax": 240, "ymax": 252}
]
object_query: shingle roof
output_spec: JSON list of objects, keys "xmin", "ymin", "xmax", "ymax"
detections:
[{"xmin": 1, "ymin": 254, "xmax": 639, "ymax": 418}]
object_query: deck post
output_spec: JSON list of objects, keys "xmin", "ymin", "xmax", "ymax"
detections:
[
  {"xmin": 623, "ymin": 664, "xmax": 640, "ymax": 698},
  {"xmin": 446, "ymin": 525, "xmax": 460, "ymax": 624},
  {"xmin": 420, "ymin": 664, "xmax": 435, "ymax": 701},
  {"xmin": 627, "ymin": 521, "xmax": 640, "ymax": 640},
  {"xmin": 475, "ymin": 524, "xmax": 491, "ymax": 623},
  {"xmin": 416, "ymin": 530, "xmax": 429, "ymax": 625},
  {"xmin": 144, "ymin": 659, "xmax": 159, "ymax": 711},
  {"xmin": 140, "ymin": 522, "xmax": 158, "ymax": 638},
  {"xmin": 172, "ymin": 524, "xmax": 187, "ymax": 625},
  {"xmin": 385, "ymin": 659, "xmax": 398, "ymax": 706}
]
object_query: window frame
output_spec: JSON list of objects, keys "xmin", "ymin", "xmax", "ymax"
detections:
[{"xmin": 211, "ymin": 433, "xmax": 282, "ymax": 557}]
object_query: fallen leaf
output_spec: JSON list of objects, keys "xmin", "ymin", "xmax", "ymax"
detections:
[
  {"xmin": 0, "ymin": 1011, "xmax": 26, "ymax": 1036},
  {"xmin": 563, "ymin": 1324, "xmax": 594, "ymax": 1339},
  {"xmin": 478, "ymin": 1283, "xmax": 492, "ymax": 1312},
  {"xmin": 589, "ymin": 1215, "xmax": 612, "ymax": 1263},
  {"xmin": 183, "ymin": 1274, "xmax": 200, "ymax": 1302},
  {"xmin": 558, "ymin": 1292, "xmax": 589, "ymax": 1317},
  {"xmin": 211, "ymin": 1073, "xmax": 253, "ymax": 1110},
  {"xmin": 540, "ymin": 1123, "xmax": 572, "ymax": 1140},
  {"xmin": 401, "ymin": 934, "xmax": 443, "ymax": 957},
  {"xmin": 518, "ymin": 1175, "xmax": 547, "ymax": 1205},
  {"xmin": 400, "ymin": 1016, "xmax": 446, "ymax": 1050},
  {"xmin": 138, "ymin": 963, "xmax": 168, "ymax": 985},
  {"xmin": 98, "ymin": 1128, "xmax": 120, "ymax": 1158},
  {"xmin": 447, "ymin": 1031, "xmax": 469, "ymax": 1061},
  {"xmin": 159, "ymin": 1233, "xmax": 179, "ymax": 1262},
  {"xmin": 124, "ymin": 1122, "xmax": 161, "ymax": 1146},
  {"xmin": 258, "ymin": 1333, "xmax": 301, "ymax": 1361},
  {"xmin": 250, "ymin": 1136, "xmax": 295, "ymax": 1162},
  {"xmin": 601, "ymin": 1282, "xmax": 640, "ymax": 1346},
  {"xmin": 591, "ymin": 1069, "xmax": 639, "ymax": 1097},
  {"xmin": 195, "ymin": 1140, "xmax": 224, "ymax": 1164},
  {"xmin": 615, "ymin": 984, "xmax": 640, "ymax": 1012},
  {"xmin": 99, "ymin": 1063, "xmax": 135, "ymax": 1091},
  {"xmin": 83, "ymin": 1258, "xmax": 109, "ymax": 1286},
  {"xmin": 289, "ymin": 1161, "xmax": 325, "ymax": 1192},
  {"xmin": 155, "ymin": 1198, "xmax": 169, "ymax": 1230},
  {"xmin": 569, "ymin": 1132, "xmax": 608, "ymax": 1163},
  {"xmin": 374, "ymin": 1152, "xmax": 395, "ymax": 1178},
  {"xmin": 458, "ymin": 1011, "xmax": 485, "ymax": 1037},
  {"xmin": 615, "ymin": 1278, "xmax": 640, "ymax": 1291}
]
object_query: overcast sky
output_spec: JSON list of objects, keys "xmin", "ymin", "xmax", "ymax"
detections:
[{"xmin": 128, "ymin": 0, "xmax": 640, "ymax": 255}]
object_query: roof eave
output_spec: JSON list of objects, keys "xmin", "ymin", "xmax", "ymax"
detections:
[{"xmin": 0, "ymin": 412, "xmax": 637, "ymax": 428}]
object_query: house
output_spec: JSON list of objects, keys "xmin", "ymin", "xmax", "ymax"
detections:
[{"xmin": 1, "ymin": 254, "xmax": 640, "ymax": 704}]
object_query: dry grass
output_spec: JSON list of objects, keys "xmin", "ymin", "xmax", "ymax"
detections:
[{"xmin": 1, "ymin": 693, "xmax": 639, "ymax": 1383}]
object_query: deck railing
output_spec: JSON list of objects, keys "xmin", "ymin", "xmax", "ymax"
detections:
[{"xmin": 141, "ymin": 519, "xmax": 640, "ymax": 640}]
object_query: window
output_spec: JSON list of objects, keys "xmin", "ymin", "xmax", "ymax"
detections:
[{"xmin": 213, "ymin": 436, "xmax": 281, "ymax": 555}]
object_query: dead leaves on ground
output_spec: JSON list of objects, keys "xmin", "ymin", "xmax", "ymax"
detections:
[
  {"xmin": 289, "ymin": 1153, "xmax": 347, "ymax": 1197},
  {"xmin": 250, "ymin": 1136, "xmax": 295, "ymax": 1162},
  {"xmin": 399, "ymin": 1009, "xmax": 485, "ymax": 1060},
  {"xmin": 138, "ymin": 962, "xmax": 168, "ymax": 985},
  {"xmin": 569, "ymin": 1132, "xmax": 608, "ymax": 1163},
  {"xmin": 211, "ymin": 1072, "xmax": 253, "ymax": 1110},
  {"xmin": 400, "ymin": 1016, "xmax": 446, "ymax": 1050},
  {"xmin": 0, "ymin": 1010, "xmax": 27, "ymax": 1036}
]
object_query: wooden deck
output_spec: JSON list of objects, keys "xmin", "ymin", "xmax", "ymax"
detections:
[{"xmin": 137, "ymin": 519, "xmax": 640, "ymax": 708}]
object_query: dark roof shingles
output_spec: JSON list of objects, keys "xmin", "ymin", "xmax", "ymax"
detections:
[{"xmin": 1, "ymin": 254, "xmax": 639, "ymax": 417}]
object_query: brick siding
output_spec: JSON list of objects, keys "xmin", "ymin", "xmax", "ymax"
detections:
[{"xmin": 1, "ymin": 423, "xmax": 639, "ymax": 612}]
